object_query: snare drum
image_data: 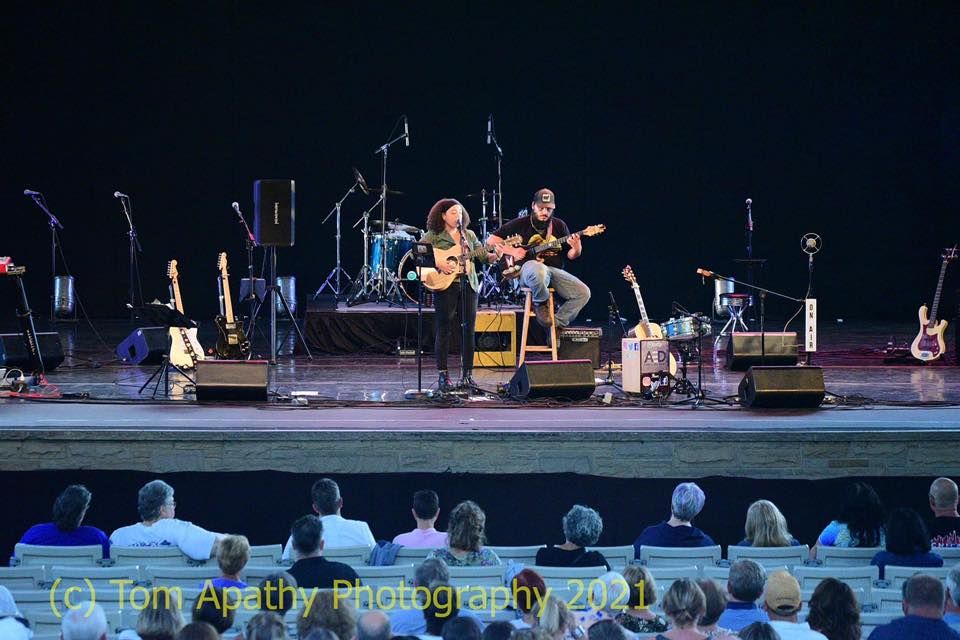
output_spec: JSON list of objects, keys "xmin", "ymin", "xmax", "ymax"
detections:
[
  {"xmin": 664, "ymin": 315, "xmax": 710, "ymax": 341},
  {"xmin": 370, "ymin": 232, "xmax": 415, "ymax": 275}
]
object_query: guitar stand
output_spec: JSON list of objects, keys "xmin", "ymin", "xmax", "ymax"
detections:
[{"xmin": 139, "ymin": 353, "xmax": 196, "ymax": 399}]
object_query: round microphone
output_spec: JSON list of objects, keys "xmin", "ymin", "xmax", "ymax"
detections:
[
  {"xmin": 745, "ymin": 198, "xmax": 752, "ymax": 206},
  {"xmin": 801, "ymin": 233, "xmax": 822, "ymax": 254},
  {"xmin": 232, "ymin": 202, "xmax": 240, "ymax": 210},
  {"xmin": 806, "ymin": 238, "xmax": 817, "ymax": 249}
]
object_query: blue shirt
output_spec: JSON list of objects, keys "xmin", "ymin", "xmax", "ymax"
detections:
[
  {"xmin": 870, "ymin": 550, "xmax": 943, "ymax": 579},
  {"xmin": 633, "ymin": 522, "xmax": 715, "ymax": 558},
  {"xmin": 390, "ymin": 609, "xmax": 485, "ymax": 635},
  {"xmin": 867, "ymin": 615, "xmax": 960, "ymax": 640},
  {"xmin": 716, "ymin": 601, "xmax": 769, "ymax": 633},
  {"xmin": 18, "ymin": 523, "xmax": 110, "ymax": 558}
]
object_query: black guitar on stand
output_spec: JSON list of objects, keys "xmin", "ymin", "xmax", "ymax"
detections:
[{"xmin": 214, "ymin": 252, "xmax": 250, "ymax": 359}]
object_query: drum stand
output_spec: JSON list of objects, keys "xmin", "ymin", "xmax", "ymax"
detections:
[
  {"xmin": 315, "ymin": 177, "xmax": 361, "ymax": 302},
  {"xmin": 671, "ymin": 315, "xmax": 729, "ymax": 407}
]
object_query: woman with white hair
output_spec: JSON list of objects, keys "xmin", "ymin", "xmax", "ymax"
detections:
[
  {"xmin": 633, "ymin": 482, "xmax": 716, "ymax": 556},
  {"xmin": 536, "ymin": 505, "xmax": 610, "ymax": 569}
]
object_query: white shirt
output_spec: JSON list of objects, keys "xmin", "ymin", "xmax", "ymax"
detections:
[
  {"xmin": 768, "ymin": 620, "xmax": 829, "ymax": 640},
  {"xmin": 110, "ymin": 518, "xmax": 218, "ymax": 560},
  {"xmin": 281, "ymin": 513, "xmax": 376, "ymax": 561}
]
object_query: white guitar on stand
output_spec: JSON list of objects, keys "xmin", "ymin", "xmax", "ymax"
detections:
[
  {"xmin": 166, "ymin": 260, "xmax": 204, "ymax": 369},
  {"xmin": 622, "ymin": 265, "xmax": 677, "ymax": 375}
]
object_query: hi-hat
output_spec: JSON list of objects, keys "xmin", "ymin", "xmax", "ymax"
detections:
[
  {"xmin": 367, "ymin": 186, "xmax": 404, "ymax": 196},
  {"xmin": 371, "ymin": 220, "xmax": 420, "ymax": 234}
]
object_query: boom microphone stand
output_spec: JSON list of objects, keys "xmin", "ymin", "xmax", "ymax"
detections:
[
  {"xmin": 373, "ymin": 115, "xmax": 410, "ymax": 305},
  {"xmin": 231, "ymin": 201, "xmax": 261, "ymax": 338},
  {"xmin": 315, "ymin": 170, "xmax": 365, "ymax": 301},
  {"xmin": 24, "ymin": 190, "xmax": 66, "ymax": 323},
  {"xmin": 115, "ymin": 192, "xmax": 144, "ymax": 323}
]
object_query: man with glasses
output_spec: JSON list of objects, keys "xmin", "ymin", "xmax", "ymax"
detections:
[
  {"xmin": 110, "ymin": 479, "xmax": 224, "ymax": 561},
  {"xmin": 488, "ymin": 188, "xmax": 591, "ymax": 328}
]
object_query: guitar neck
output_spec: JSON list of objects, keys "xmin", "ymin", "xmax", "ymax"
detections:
[
  {"xmin": 631, "ymin": 283, "xmax": 651, "ymax": 328},
  {"xmin": 221, "ymin": 271, "xmax": 235, "ymax": 323},
  {"xmin": 929, "ymin": 259, "xmax": 949, "ymax": 323},
  {"xmin": 531, "ymin": 231, "xmax": 579, "ymax": 256},
  {"xmin": 171, "ymin": 279, "xmax": 185, "ymax": 314}
]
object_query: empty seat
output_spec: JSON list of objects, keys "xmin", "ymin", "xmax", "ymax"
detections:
[
  {"xmin": 727, "ymin": 545, "xmax": 810, "ymax": 569},
  {"xmin": 393, "ymin": 547, "xmax": 434, "ymax": 565},
  {"xmin": 647, "ymin": 566, "xmax": 700, "ymax": 595},
  {"xmin": 882, "ymin": 565, "xmax": 950, "ymax": 589},
  {"xmin": 321, "ymin": 545, "xmax": 372, "ymax": 566},
  {"xmin": 932, "ymin": 547, "xmax": 960, "ymax": 563},
  {"xmin": 486, "ymin": 546, "xmax": 545, "ymax": 566},
  {"xmin": 529, "ymin": 565, "xmax": 607, "ymax": 591},
  {"xmin": 354, "ymin": 564, "xmax": 416, "ymax": 590},
  {"xmin": 638, "ymin": 546, "xmax": 722, "ymax": 568},
  {"xmin": 588, "ymin": 546, "xmax": 635, "ymax": 571},
  {"xmin": 13, "ymin": 544, "xmax": 104, "ymax": 567},
  {"xmin": 447, "ymin": 566, "xmax": 506, "ymax": 588},
  {"xmin": 815, "ymin": 546, "xmax": 883, "ymax": 567},
  {"xmin": 870, "ymin": 587, "xmax": 904, "ymax": 613},
  {"xmin": 792, "ymin": 565, "xmax": 880, "ymax": 593},
  {"xmin": 48, "ymin": 565, "xmax": 142, "ymax": 591},
  {"xmin": 143, "ymin": 565, "xmax": 221, "ymax": 590},
  {"xmin": 111, "ymin": 546, "xmax": 196, "ymax": 567},
  {"xmin": 0, "ymin": 566, "xmax": 47, "ymax": 590},
  {"xmin": 248, "ymin": 544, "xmax": 283, "ymax": 566}
]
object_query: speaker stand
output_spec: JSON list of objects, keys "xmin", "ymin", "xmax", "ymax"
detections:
[
  {"xmin": 248, "ymin": 247, "xmax": 313, "ymax": 365},
  {"xmin": 138, "ymin": 353, "xmax": 196, "ymax": 399}
]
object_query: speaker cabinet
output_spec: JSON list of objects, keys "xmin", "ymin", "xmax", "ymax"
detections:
[
  {"xmin": 558, "ymin": 327, "xmax": 602, "ymax": 368},
  {"xmin": 0, "ymin": 332, "xmax": 65, "ymax": 371},
  {"xmin": 508, "ymin": 359, "xmax": 596, "ymax": 400},
  {"xmin": 254, "ymin": 179, "xmax": 295, "ymax": 247},
  {"xmin": 195, "ymin": 360, "xmax": 269, "ymax": 402},
  {"xmin": 726, "ymin": 332, "xmax": 798, "ymax": 371},
  {"xmin": 738, "ymin": 366, "xmax": 825, "ymax": 408},
  {"xmin": 473, "ymin": 310, "xmax": 516, "ymax": 368},
  {"xmin": 116, "ymin": 327, "xmax": 168, "ymax": 365}
]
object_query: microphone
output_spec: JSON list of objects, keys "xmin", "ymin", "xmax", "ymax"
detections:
[
  {"xmin": 231, "ymin": 202, "xmax": 241, "ymax": 213},
  {"xmin": 23, "ymin": 189, "xmax": 41, "ymax": 196},
  {"xmin": 745, "ymin": 198, "xmax": 752, "ymax": 206},
  {"xmin": 696, "ymin": 268, "xmax": 716, "ymax": 278},
  {"xmin": 114, "ymin": 191, "xmax": 129, "ymax": 199},
  {"xmin": 805, "ymin": 237, "xmax": 817, "ymax": 250},
  {"xmin": 456, "ymin": 217, "xmax": 463, "ymax": 231},
  {"xmin": 745, "ymin": 198, "xmax": 753, "ymax": 232},
  {"xmin": 487, "ymin": 114, "xmax": 492, "ymax": 145},
  {"xmin": 403, "ymin": 116, "xmax": 410, "ymax": 147},
  {"xmin": 353, "ymin": 167, "xmax": 370, "ymax": 195}
]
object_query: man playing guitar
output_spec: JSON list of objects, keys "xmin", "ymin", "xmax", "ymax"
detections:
[{"xmin": 488, "ymin": 188, "xmax": 591, "ymax": 328}]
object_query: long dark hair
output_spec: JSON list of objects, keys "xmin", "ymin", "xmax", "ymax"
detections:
[
  {"xmin": 886, "ymin": 507, "xmax": 931, "ymax": 555},
  {"xmin": 53, "ymin": 485, "xmax": 92, "ymax": 531},
  {"xmin": 837, "ymin": 482, "xmax": 885, "ymax": 547},
  {"xmin": 426, "ymin": 199, "xmax": 470, "ymax": 233},
  {"xmin": 806, "ymin": 578, "xmax": 861, "ymax": 640}
]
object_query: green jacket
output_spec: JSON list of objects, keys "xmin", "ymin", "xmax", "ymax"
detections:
[{"xmin": 421, "ymin": 228, "xmax": 484, "ymax": 292}]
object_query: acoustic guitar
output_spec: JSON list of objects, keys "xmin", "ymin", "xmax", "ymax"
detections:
[
  {"xmin": 422, "ymin": 235, "xmax": 522, "ymax": 292},
  {"xmin": 166, "ymin": 260, "xmax": 204, "ymax": 369},
  {"xmin": 502, "ymin": 224, "xmax": 606, "ymax": 279},
  {"xmin": 214, "ymin": 252, "xmax": 251, "ymax": 359},
  {"xmin": 623, "ymin": 265, "xmax": 677, "ymax": 375},
  {"xmin": 911, "ymin": 245, "xmax": 957, "ymax": 363}
]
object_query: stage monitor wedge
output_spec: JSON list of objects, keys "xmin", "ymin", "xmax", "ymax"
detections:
[
  {"xmin": 738, "ymin": 365, "xmax": 825, "ymax": 408},
  {"xmin": 254, "ymin": 179, "xmax": 295, "ymax": 247},
  {"xmin": 0, "ymin": 332, "xmax": 65, "ymax": 371},
  {"xmin": 508, "ymin": 359, "xmax": 596, "ymax": 400},
  {"xmin": 195, "ymin": 360, "xmax": 269, "ymax": 402}
]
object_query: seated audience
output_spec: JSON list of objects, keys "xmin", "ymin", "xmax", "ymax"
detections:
[
  {"xmin": 357, "ymin": 611, "xmax": 392, "ymax": 640},
  {"xmin": 0, "ymin": 618, "xmax": 30, "ymax": 640},
  {"xmin": 424, "ymin": 581, "xmax": 460, "ymax": 638},
  {"xmin": 193, "ymin": 587, "xmax": 237, "ymax": 636},
  {"xmin": 586, "ymin": 619, "xmax": 626, "ymax": 640},
  {"xmin": 246, "ymin": 611, "xmax": 289, "ymax": 640},
  {"xmin": 0, "ymin": 585, "xmax": 22, "ymax": 618},
  {"xmin": 813, "ymin": 481, "xmax": 885, "ymax": 559},
  {"xmin": 304, "ymin": 631, "xmax": 342, "ymax": 640},
  {"xmin": 389, "ymin": 559, "xmax": 485, "ymax": 634},
  {"xmin": 282, "ymin": 478, "xmax": 376, "ymax": 561},
  {"xmin": 61, "ymin": 602, "xmax": 109, "ymax": 640},
  {"xmin": 176, "ymin": 622, "xmax": 220, "ymax": 640},
  {"xmin": 442, "ymin": 616, "xmax": 482, "ymax": 640},
  {"xmin": 297, "ymin": 589, "xmax": 358, "ymax": 640},
  {"xmin": 696, "ymin": 579, "xmax": 738, "ymax": 639},
  {"xmin": 18, "ymin": 484, "xmax": 110, "ymax": 558},
  {"xmin": 258, "ymin": 571, "xmax": 298, "ymax": 616},
  {"xmin": 946, "ymin": 564, "xmax": 960, "ymax": 626},
  {"xmin": 535, "ymin": 505, "xmax": 609, "ymax": 569},
  {"xmin": 530, "ymin": 595, "xmax": 574, "ymax": 640},
  {"xmin": 739, "ymin": 622, "xmax": 781, "ymax": 640},
  {"xmin": 426, "ymin": 500, "xmax": 501, "ymax": 566},
  {"xmin": 393, "ymin": 489, "xmax": 447, "ymax": 548},
  {"xmin": 287, "ymin": 514, "xmax": 360, "ymax": 589},
  {"xmin": 805, "ymin": 578, "xmax": 860, "ymax": 640},
  {"xmin": 929, "ymin": 477, "xmax": 960, "ymax": 547},
  {"xmin": 110, "ymin": 480, "xmax": 223, "ymax": 561},
  {"xmin": 510, "ymin": 568, "xmax": 547, "ymax": 629},
  {"xmin": 614, "ymin": 565, "xmax": 668, "ymax": 633},
  {"xmin": 717, "ymin": 559, "xmax": 769, "ymax": 632},
  {"xmin": 761, "ymin": 570, "xmax": 827, "ymax": 640},
  {"xmin": 633, "ymin": 482, "xmax": 715, "ymax": 557},
  {"xmin": 871, "ymin": 507, "xmax": 943, "ymax": 579},
  {"xmin": 868, "ymin": 574, "xmax": 960, "ymax": 639},
  {"xmin": 737, "ymin": 500, "xmax": 802, "ymax": 547},
  {"xmin": 577, "ymin": 571, "xmax": 629, "ymax": 627},
  {"xmin": 657, "ymin": 578, "xmax": 708, "ymax": 640},
  {"xmin": 209, "ymin": 534, "xmax": 250, "ymax": 589},
  {"xmin": 128, "ymin": 595, "xmax": 185, "ymax": 640},
  {"xmin": 482, "ymin": 621, "xmax": 514, "ymax": 640}
]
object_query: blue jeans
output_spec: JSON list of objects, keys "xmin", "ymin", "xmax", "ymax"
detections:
[{"xmin": 520, "ymin": 261, "xmax": 591, "ymax": 328}]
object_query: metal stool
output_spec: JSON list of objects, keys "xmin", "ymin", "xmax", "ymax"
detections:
[
  {"xmin": 714, "ymin": 292, "xmax": 752, "ymax": 350},
  {"xmin": 519, "ymin": 288, "xmax": 558, "ymax": 365}
]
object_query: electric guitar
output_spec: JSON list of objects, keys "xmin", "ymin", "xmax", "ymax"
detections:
[
  {"xmin": 422, "ymin": 235, "xmax": 522, "ymax": 292},
  {"xmin": 502, "ymin": 224, "xmax": 607, "ymax": 279},
  {"xmin": 214, "ymin": 252, "xmax": 251, "ymax": 359},
  {"xmin": 911, "ymin": 245, "xmax": 957, "ymax": 363},
  {"xmin": 623, "ymin": 265, "xmax": 677, "ymax": 375},
  {"xmin": 166, "ymin": 260, "xmax": 204, "ymax": 369}
]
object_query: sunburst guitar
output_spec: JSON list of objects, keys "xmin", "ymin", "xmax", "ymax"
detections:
[
  {"xmin": 166, "ymin": 260, "xmax": 204, "ymax": 369},
  {"xmin": 502, "ymin": 224, "xmax": 606, "ymax": 279},
  {"xmin": 911, "ymin": 245, "xmax": 957, "ymax": 363},
  {"xmin": 622, "ymin": 265, "xmax": 677, "ymax": 375},
  {"xmin": 422, "ymin": 235, "xmax": 522, "ymax": 292}
]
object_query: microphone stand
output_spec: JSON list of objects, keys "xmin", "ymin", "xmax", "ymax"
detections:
[
  {"xmin": 315, "ymin": 176, "xmax": 361, "ymax": 302},
  {"xmin": 488, "ymin": 116, "xmax": 504, "ymax": 229},
  {"xmin": 457, "ymin": 223, "xmax": 475, "ymax": 393},
  {"xmin": 27, "ymin": 194, "xmax": 66, "ymax": 323},
  {"xmin": 603, "ymin": 292, "xmax": 628, "ymax": 388},
  {"xmin": 232, "ymin": 203, "xmax": 260, "ymax": 338},
  {"xmin": 373, "ymin": 120, "xmax": 409, "ymax": 306},
  {"xmin": 118, "ymin": 195, "xmax": 143, "ymax": 324}
]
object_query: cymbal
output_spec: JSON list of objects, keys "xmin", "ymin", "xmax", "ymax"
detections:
[
  {"xmin": 367, "ymin": 185, "xmax": 404, "ymax": 196},
  {"xmin": 370, "ymin": 220, "xmax": 421, "ymax": 234}
]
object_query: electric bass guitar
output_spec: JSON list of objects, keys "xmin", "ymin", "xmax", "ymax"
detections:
[
  {"xmin": 502, "ymin": 224, "xmax": 606, "ymax": 279},
  {"xmin": 422, "ymin": 235, "xmax": 522, "ymax": 292},
  {"xmin": 911, "ymin": 245, "xmax": 957, "ymax": 363},
  {"xmin": 214, "ymin": 252, "xmax": 251, "ymax": 359},
  {"xmin": 166, "ymin": 260, "xmax": 204, "ymax": 369},
  {"xmin": 622, "ymin": 265, "xmax": 677, "ymax": 375}
]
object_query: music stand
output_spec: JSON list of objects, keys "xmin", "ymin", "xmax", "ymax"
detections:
[
  {"xmin": 134, "ymin": 303, "xmax": 197, "ymax": 398},
  {"xmin": 404, "ymin": 242, "xmax": 437, "ymax": 399}
]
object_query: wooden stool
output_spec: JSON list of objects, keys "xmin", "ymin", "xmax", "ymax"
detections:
[{"xmin": 519, "ymin": 288, "xmax": 558, "ymax": 365}]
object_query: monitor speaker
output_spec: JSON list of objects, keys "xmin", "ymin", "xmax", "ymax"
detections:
[
  {"xmin": 726, "ymin": 332, "xmax": 798, "ymax": 370},
  {"xmin": 116, "ymin": 327, "xmax": 168, "ymax": 365},
  {"xmin": 738, "ymin": 366, "xmax": 825, "ymax": 408},
  {"xmin": 195, "ymin": 360, "xmax": 269, "ymax": 402},
  {"xmin": 0, "ymin": 332, "xmax": 65, "ymax": 371},
  {"xmin": 508, "ymin": 359, "xmax": 596, "ymax": 400},
  {"xmin": 254, "ymin": 179, "xmax": 295, "ymax": 247}
]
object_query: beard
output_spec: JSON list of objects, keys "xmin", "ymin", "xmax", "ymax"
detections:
[{"xmin": 531, "ymin": 212, "xmax": 550, "ymax": 233}]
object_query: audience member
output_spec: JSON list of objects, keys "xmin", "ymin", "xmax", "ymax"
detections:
[
  {"xmin": 871, "ymin": 507, "xmax": 943, "ymax": 579},
  {"xmin": 633, "ymin": 482, "xmax": 715, "ymax": 557},
  {"xmin": 393, "ymin": 490, "xmax": 448, "ymax": 548},
  {"xmin": 482, "ymin": 621, "xmax": 513, "ymax": 640},
  {"xmin": 175, "ymin": 622, "xmax": 220, "ymax": 640},
  {"xmin": 357, "ymin": 611, "xmax": 392, "ymax": 640},
  {"xmin": 297, "ymin": 589, "xmax": 357, "ymax": 640},
  {"xmin": 245, "ymin": 611, "xmax": 288, "ymax": 640},
  {"xmin": 761, "ymin": 571, "xmax": 827, "ymax": 640},
  {"xmin": 696, "ymin": 579, "xmax": 738, "ymax": 639},
  {"xmin": 738, "ymin": 500, "xmax": 801, "ymax": 547},
  {"xmin": 805, "ymin": 578, "xmax": 860, "ymax": 640},
  {"xmin": 424, "ymin": 581, "xmax": 460, "ymax": 637},
  {"xmin": 510, "ymin": 568, "xmax": 547, "ymax": 629},
  {"xmin": 509, "ymin": 630, "xmax": 552, "ymax": 640},
  {"xmin": 946, "ymin": 564, "xmax": 960, "ymax": 626},
  {"xmin": 426, "ymin": 500, "xmax": 501, "ymax": 566},
  {"xmin": 303, "ymin": 631, "xmax": 342, "ymax": 640},
  {"xmin": 657, "ymin": 578, "xmax": 708, "ymax": 640},
  {"xmin": 389, "ymin": 559, "xmax": 485, "ymax": 634},
  {"xmin": 0, "ymin": 617, "xmax": 30, "ymax": 640},
  {"xmin": 586, "ymin": 619, "xmax": 626, "ymax": 640},
  {"xmin": 717, "ymin": 559, "xmax": 769, "ymax": 632},
  {"xmin": 813, "ymin": 481, "xmax": 885, "ymax": 559},
  {"xmin": 614, "ymin": 565, "xmax": 668, "ymax": 633},
  {"xmin": 110, "ymin": 480, "xmax": 223, "ymax": 561},
  {"xmin": 930, "ymin": 478, "xmax": 960, "ymax": 547},
  {"xmin": 282, "ymin": 478, "xmax": 376, "ymax": 561},
  {"xmin": 530, "ymin": 595, "xmax": 574, "ymax": 640},
  {"xmin": 209, "ymin": 534, "xmax": 249, "ymax": 589},
  {"xmin": 258, "ymin": 571, "xmax": 298, "ymax": 616},
  {"xmin": 535, "ymin": 505, "xmax": 609, "ymax": 569},
  {"xmin": 577, "ymin": 571, "xmax": 629, "ymax": 627},
  {"xmin": 61, "ymin": 602, "xmax": 109, "ymax": 640},
  {"xmin": 739, "ymin": 622, "xmax": 782, "ymax": 640},
  {"xmin": 134, "ymin": 595, "xmax": 185, "ymax": 640},
  {"xmin": 192, "ymin": 586, "xmax": 237, "ymax": 635},
  {"xmin": 442, "ymin": 616, "xmax": 482, "ymax": 640},
  {"xmin": 868, "ymin": 574, "xmax": 960, "ymax": 639},
  {"xmin": 287, "ymin": 515, "xmax": 360, "ymax": 588},
  {"xmin": 17, "ymin": 484, "xmax": 110, "ymax": 558},
  {"xmin": 0, "ymin": 585, "xmax": 22, "ymax": 618}
]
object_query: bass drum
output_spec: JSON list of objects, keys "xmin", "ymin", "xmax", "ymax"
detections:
[{"xmin": 397, "ymin": 250, "xmax": 434, "ymax": 307}]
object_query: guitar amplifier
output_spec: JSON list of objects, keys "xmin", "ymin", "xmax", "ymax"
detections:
[
  {"xmin": 725, "ymin": 332, "xmax": 798, "ymax": 371},
  {"xmin": 558, "ymin": 327, "xmax": 602, "ymax": 368},
  {"xmin": 474, "ymin": 310, "xmax": 516, "ymax": 368}
]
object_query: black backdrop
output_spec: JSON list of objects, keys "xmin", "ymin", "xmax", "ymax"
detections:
[{"xmin": 4, "ymin": 2, "xmax": 958, "ymax": 324}]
